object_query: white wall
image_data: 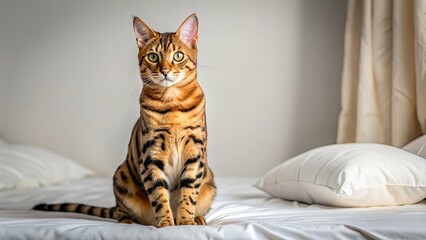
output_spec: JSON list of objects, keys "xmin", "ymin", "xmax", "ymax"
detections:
[{"xmin": 0, "ymin": 0, "xmax": 347, "ymax": 177}]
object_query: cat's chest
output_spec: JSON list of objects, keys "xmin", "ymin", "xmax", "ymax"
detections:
[
  {"xmin": 163, "ymin": 131, "xmax": 184, "ymax": 190},
  {"xmin": 162, "ymin": 87, "xmax": 182, "ymax": 101}
]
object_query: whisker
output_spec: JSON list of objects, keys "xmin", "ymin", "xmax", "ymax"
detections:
[
  {"xmin": 197, "ymin": 65, "xmax": 213, "ymax": 69},
  {"xmin": 125, "ymin": 80, "xmax": 142, "ymax": 111},
  {"xmin": 122, "ymin": 78, "xmax": 140, "ymax": 90}
]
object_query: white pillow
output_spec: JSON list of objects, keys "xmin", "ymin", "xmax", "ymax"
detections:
[
  {"xmin": 0, "ymin": 140, "xmax": 94, "ymax": 191},
  {"xmin": 403, "ymin": 134, "xmax": 426, "ymax": 159},
  {"xmin": 255, "ymin": 143, "xmax": 426, "ymax": 207}
]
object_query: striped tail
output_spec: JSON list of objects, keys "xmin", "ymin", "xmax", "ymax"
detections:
[{"xmin": 32, "ymin": 203, "xmax": 116, "ymax": 219}]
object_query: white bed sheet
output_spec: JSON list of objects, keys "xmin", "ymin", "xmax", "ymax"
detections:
[{"xmin": 0, "ymin": 177, "xmax": 425, "ymax": 240}]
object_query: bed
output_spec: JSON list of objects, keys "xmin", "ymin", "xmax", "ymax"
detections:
[{"xmin": 0, "ymin": 137, "xmax": 426, "ymax": 240}]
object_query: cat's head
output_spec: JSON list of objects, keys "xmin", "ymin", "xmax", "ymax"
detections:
[{"xmin": 133, "ymin": 14, "xmax": 198, "ymax": 87}]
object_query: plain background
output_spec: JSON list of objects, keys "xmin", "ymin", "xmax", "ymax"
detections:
[{"xmin": 0, "ymin": 0, "xmax": 347, "ymax": 177}]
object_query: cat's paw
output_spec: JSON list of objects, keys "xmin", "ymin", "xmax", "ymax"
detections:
[
  {"xmin": 119, "ymin": 219, "xmax": 135, "ymax": 224},
  {"xmin": 177, "ymin": 219, "xmax": 197, "ymax": 226},
  {"xmin": 157, "ymin": 219, "xmax": 174, "ymax": 228},
  {"xmin": 194, "ymin": 216, "xmax": 206, "ymax": 225}
]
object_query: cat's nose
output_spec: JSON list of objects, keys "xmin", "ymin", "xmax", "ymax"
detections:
[{"xmin": 161, "ymin": 68, "xmax": 170, "ymax": 76}]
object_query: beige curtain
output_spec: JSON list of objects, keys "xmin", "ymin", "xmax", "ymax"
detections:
[{"xmin": 337, "ymin": 0, "xmax": 426, "ymax": 147}]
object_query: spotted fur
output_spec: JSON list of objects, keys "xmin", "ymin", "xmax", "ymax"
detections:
[{"xmin": 32, "ymin": 14, "xmax": 216, "ymax": 227}]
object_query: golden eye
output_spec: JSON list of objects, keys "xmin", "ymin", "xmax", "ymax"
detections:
[
  {"xmin": 173, "ymin": 52, "xmax": 184, "ymax": 62},
  {"xmin": 147, "ymin": 53, "xmax": 159, "ymax": 62}
]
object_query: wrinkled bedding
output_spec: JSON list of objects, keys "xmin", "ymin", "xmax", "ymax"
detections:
[{"xmin": 0, "ymin": 177, "xmax": 425, "ymax": 240}]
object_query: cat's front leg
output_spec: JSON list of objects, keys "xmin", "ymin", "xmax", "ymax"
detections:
[
  {"xmin": 176, "ymin": 143, "xmax": 205, "ymax": 225},
  {"xmin": 141, "ymin": 154, "xmax": 174, "ymax": 227}
]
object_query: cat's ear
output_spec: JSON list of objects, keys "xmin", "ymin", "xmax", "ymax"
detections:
[
  {"xmin": 133, "ymin": 16, "xmax": 157, "ymax": 48},
  {"xmin": 176, "ymin": 14, "xmax": 198, "ymax": 49}
]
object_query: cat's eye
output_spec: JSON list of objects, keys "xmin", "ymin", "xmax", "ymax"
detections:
[
  {"xmin": 173, "ymin": 52, "xmax": 184, "ymax": 62},
  {"xmin": 147, "ymin": 53, "xmax": 159, "ymax": 62}
]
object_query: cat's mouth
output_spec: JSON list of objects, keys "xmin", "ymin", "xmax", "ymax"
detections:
[
  {"xmin": 160, "ymin": 78, "xmax": 175, "ymax": 86},
  {"xmin": 154, "ymin": 72, "xmax": 183, "ymax": 87}
]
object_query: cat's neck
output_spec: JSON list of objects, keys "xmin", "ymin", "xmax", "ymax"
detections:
[{"xmin": 140, "ymin": 77, "xmax": 201, "ymax": 103}]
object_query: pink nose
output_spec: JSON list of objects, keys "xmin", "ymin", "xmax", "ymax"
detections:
[{"xmin": 161, "ymin": 68, "xmax": 170, "ymax": 76}]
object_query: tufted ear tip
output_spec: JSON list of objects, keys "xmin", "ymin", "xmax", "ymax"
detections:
[{"xmin": 177, "ymin": 14, "xmax": 199, "ymax": 49}]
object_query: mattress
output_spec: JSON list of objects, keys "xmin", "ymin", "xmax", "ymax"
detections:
[{"xmin": 0, "ymin": 177, "xmax": 425, "ymax": 240}]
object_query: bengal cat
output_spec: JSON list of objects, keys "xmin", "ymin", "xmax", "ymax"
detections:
[{"xmin": 33, "ymin": 13, "xmax": 216, "ymax": 227}]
